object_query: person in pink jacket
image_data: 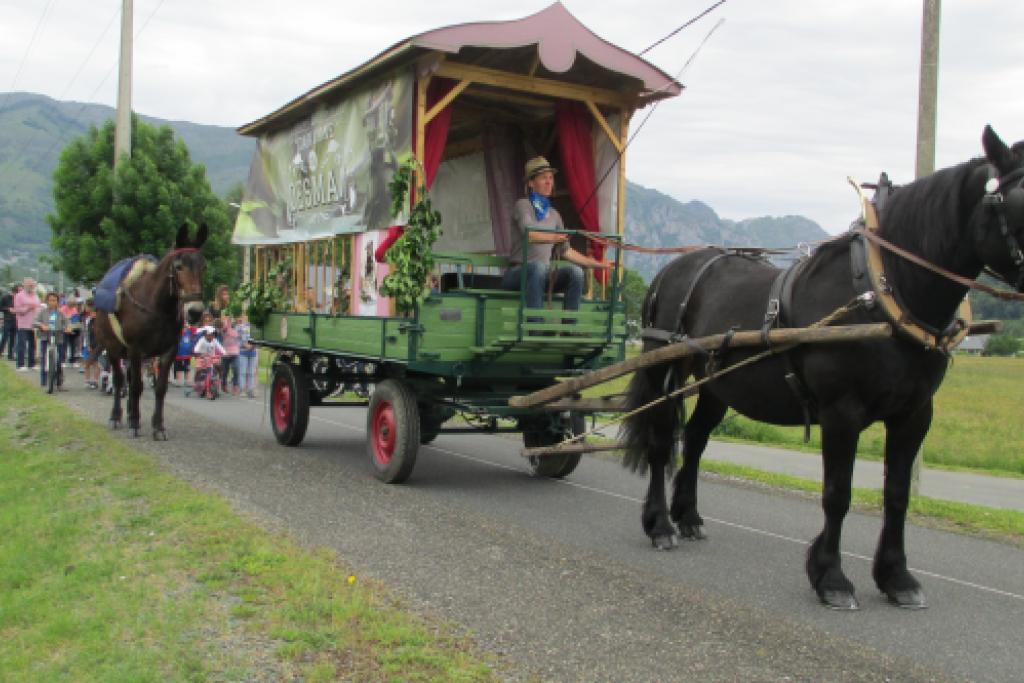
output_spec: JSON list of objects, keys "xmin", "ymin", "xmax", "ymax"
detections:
[
  {"xmin": 219, "ymin": 313, "xmax": 241, "ymax": 395},
  {"xmin": 13, "ymin": 277, "xmax": 41, "ymax": 370}
]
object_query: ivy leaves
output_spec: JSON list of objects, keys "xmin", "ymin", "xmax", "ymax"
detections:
[
  {"xmin": 379, "ymin": 159, "xmax": 442, "ymax": 315},
  {"xmin": 232, "ymin": 257, "xmax": 292, "ymax": 326}
]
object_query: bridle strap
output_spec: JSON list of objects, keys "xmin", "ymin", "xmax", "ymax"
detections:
[
  {"xmin": 982, "ymin": 167, "xmax": 1024, "ymax": 290},
  {"xmin": 168, "ymin": 247, "xmax": 204, "ymax": 303}
]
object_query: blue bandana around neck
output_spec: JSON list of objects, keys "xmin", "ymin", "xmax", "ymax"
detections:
[{"xmin": 528, "ymin": 190, "xmax": 550, "ymax": 221}]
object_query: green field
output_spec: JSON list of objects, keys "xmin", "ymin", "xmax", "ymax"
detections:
[
  {"xmin": 0, "ymin": 365, "xmax": 494, "ymax": 682},
  {"xmin": 587, "ymin": 353, "xmax": 1024, "ymax": 477}
]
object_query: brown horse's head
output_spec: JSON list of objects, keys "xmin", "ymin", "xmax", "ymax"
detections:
[{"xmin": 172, "ymin": 222, "xmax": 208, "ymax": 322}]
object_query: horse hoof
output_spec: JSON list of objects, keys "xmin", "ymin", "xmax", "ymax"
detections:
[
  {"xmin": 109, "ymin": 420, "xmax": 121, "ymax": 430},
  {"xmin": 678, "ymin": 524, "xmax": 707, "ymax": 540},
  {"xmin": 885, "ymin": 587, "xmax": 928, "ymax": 610},
  {"xmin": 153, "ymin": 430, "xmax": 168, "ymax": 441},
  {"xmin": 129, "ymin": 428, "xmax": 140, "ymax": 438},
  {"xmin": 819, "ymin": 589, "xmax": 860, "ymax": 611},
  {"xmin": 650, "ymin": 533, "xmax": 678, "ymax": 551}
]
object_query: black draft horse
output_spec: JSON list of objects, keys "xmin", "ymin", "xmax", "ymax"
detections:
[
  {"xmin": 621, "ymin": 126, "xmax": 1024, "ymax": 610},
  {"xmin": 95, "ymin": 223, "xmax": 207, "ymax": 440}
]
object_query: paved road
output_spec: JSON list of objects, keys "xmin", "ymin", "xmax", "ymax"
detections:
[
  {"xmin": 48, "ymin": 378, "xmax": 1024, "ymax": 682},
  {"xmin": 580, "ymin": 425, "xmax": 1024, "ymax": 513}
]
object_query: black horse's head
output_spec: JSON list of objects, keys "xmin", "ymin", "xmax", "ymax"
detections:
[
  {"xmin": 172, "ymin": 222, "xmax": 208, "ymax": 323},
  {"xmin": 978, "ymin": 126, "xmax": 1024, "ymax": 291}
]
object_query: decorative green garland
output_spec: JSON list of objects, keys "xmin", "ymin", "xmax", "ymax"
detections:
[
  {"xmin": 379, "ymin": 159, "xmax": 443, "ymax": 315},
  {"xmin": 232, "ymin": 256, "xmax": 292, "ymax": 326}
]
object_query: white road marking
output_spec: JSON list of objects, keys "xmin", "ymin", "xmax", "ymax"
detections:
[{"xmin": 310, "ymin": 413, "xmax": 1024, "ymax": 603}]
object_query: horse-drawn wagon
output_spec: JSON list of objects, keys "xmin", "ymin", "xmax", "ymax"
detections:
[{"xmin": 232, "ymin": 3, "xmax": 681, "ymax": 482}]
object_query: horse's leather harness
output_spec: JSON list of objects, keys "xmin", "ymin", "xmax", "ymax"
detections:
[
  {"xmin": 847, "ymin": 175, "xmax": 972, "ymax": 353},
  {"xmin": 760, "ymin": 256, "xmax": 816, "ymax": 441},
  {"xmin": 108, "ymin": 248, "xmax": 204, "ymax": 346}
]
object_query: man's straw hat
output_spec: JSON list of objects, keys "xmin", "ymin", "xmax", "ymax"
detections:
[{"xmin": 524, "ymin": 156, "xmax": 558, "ymax": 181}]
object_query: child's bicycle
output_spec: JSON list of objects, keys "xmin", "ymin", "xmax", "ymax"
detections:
[
  {"xmin": 43, "ymin": 326, "xmax": 63, "ymax": 394},
  {"xmin": 187, "ymin": 355, "xmax": 220, "ymax": 400}
]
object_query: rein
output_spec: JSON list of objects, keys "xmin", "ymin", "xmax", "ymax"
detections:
[
  {"xmin": 582, "ymin": 232, "xmax": 798, "ymax": 257},
  {"xmin": 854, "ymin": 227, "xmax": 1024, "ymax": 302}
]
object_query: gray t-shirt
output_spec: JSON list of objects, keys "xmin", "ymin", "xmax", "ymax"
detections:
[{"xmin": 509, "ymin": 197, "xmax": 564, "ymax": 265}]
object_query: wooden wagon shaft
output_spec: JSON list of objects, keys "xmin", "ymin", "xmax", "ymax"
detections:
[
  {"xmin": 540, "ymin": 396, "xmax": 629, "ymax": 412},
  {"xmin": 508, "ymin": 323, "xmax": 894, "ymax": 409},
  {"xmin": 522, "ymin": 443, "xmax": 625, "ymax": 458}
]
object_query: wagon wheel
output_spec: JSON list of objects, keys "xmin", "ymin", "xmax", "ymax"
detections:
[
  {"xmin": 270, "ymin": 362, "xmax": 311, "ymax": 446},
  {"xmin": 418, "ymin": 402, "xmax": 454, "ymax": 445},
  {"xmin": 366, "ymin": 379, "xmax": 420, "ymax": 483},
  {"xmin": 523, "ymin": 412, "xmax": 585, "ymax": 479}
]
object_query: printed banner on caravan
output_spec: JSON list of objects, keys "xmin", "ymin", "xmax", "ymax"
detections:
[{"xmin": 232, "ymin": 69, "xmax": 413, "ymax": 245}]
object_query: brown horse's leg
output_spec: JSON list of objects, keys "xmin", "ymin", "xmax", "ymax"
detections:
[
  {"xmin": 127, "ymin": 353, "xmax": 144, "ymax": 438},
  {"xmin": 151, "ymin": 350, "xmax": 175, "ymax": 440},
  {"xmin": 109, "ymin": 352, "xmax": 125, "ymax": 429},
  {"xmin": 806, "ymin": 401, "xmax": 864, "ymax": 610},
  {"xmin": 671, "ymin": 387, "xmax": 727, "ymax": 540},
  {"xmin": 873, "ymin": 402, "xmax": 932, "ymax": 609}
]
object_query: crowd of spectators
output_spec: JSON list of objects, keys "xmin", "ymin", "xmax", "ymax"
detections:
[{"xmin": 1, "ymin": 279, "xmax": 259, "ymax": 401}]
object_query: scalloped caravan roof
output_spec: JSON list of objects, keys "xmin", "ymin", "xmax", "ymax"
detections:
[{"xmin": 239, "ymin": 2, "xmax": 682, "ymax": 136}]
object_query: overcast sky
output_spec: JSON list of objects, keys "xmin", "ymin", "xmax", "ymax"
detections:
[{"xmin": 3, "ymin": 0, "xmax": 1023, "ymax": 234}]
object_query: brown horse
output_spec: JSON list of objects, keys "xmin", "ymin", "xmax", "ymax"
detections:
[{"xmin": 95, "ymin": 223, "xmax": 208, "ymax": 439}]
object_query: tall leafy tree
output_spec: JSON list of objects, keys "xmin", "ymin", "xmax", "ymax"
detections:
[
  {"xmin": 47, "ymin": 115, "xmax": 238, "ymax": 296},
  {"xmin": 620, "ymin": 267, "xmax": 648, "ymax": 324}
]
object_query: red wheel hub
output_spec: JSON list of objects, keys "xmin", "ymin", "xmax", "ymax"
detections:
[
  {"xmin": 371, "ymin": 400, "xmax": 396, "ymax": 466},
  {"xmin": 272, "ymin": 376, "xmax": 292, "ymax": 433}
]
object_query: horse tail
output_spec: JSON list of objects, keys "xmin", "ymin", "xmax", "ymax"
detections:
[{"xmin": 620, "ymin": 360, "xmax": 685, "ymax": 473}]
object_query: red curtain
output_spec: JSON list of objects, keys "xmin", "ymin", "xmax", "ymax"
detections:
[
  {"xmin": 555, "ymin": 100, "xmax": 605, "ymax": 283},
  {"xmin": 423, "ymin": 77, "xmax": 455, "ymax": 189},
  {"xmin": 376, "ymin": 77, "xmax": 455, "ymax": 263}
]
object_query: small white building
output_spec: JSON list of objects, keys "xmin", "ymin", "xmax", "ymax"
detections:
[{"xmin": 956, "ymin": 335, "xmax": 989, "ymax": 354}]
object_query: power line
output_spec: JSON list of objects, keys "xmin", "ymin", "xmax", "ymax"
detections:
[
  {"xmin": 577, "ymin": 14, "xmax": 727, "ymax": 231},
  {"xmin": 56, "ymin": 4, "xmax": 121, "ymax": 101},
  {"xmin": 638, "ymin": 0, "xmax": 726, "ymax": 56},
  {"xmin": 1, "ymin": 0, "xmax": 60, "ymax": 113},
  {"xmin": 9, "ymin": 0, "xmax": 170, "ymax": 195}
]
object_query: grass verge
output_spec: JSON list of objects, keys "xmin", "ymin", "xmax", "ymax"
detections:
[
  {"xmin": 0, "ymin": 365, "xmax": 494, "ymax": 682},
  {"xmin": 700, "ymin": 459, "xmax": 1024, "ymax": 544}
]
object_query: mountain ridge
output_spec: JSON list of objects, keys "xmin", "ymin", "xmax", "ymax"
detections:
[{"xmin": 0, "ymin": 91, "xmax": 828, "ymax": 281}]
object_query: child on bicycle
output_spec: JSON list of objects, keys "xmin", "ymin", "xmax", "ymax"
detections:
[
  {"xmin": 34, "ymin": 291, "xmax": 70, "ymax": 388},
  {"xmin": 190, "ymin": 326, "xmax": 225, "ymax": 397}
]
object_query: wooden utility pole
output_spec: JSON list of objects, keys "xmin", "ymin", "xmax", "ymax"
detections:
[
  {"xmin": 912, "ymin": 0, "xmax": 941, "ymax": 496},
  {"xmin": 114, "ymin": 0, "xmax": 133, "ymax": 169},
  {"xmin": 915, "ymin": 0, "xmax": 941, "ymax": 179}
]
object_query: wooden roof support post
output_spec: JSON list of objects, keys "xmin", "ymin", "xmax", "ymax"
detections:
[
  {"xmin": 425, "ymin": 79, "xmax": 470, "ymax": 124},
  {"xmin": 584, "ymin": 100, "xmax": 624, "ymax": 153},
  {"xmin": 435, "ymin": 61, "xmax": 631, "ymax": 109},
  {"xmin": 415, "ymin": 70, "xmax": 429, "ymax": 196},
  {"xmin": 617, "ymin": 108, "xmax": 631, "ymax": 238}
]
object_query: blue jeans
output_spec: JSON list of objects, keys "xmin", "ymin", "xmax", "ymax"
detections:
[
  {"xmin": 502, "ymin": 261, "xmax": 584, "ymax": 311},
  {"xmin": 16, "ymin": 329, "xmax": 35, "ymax": 368},
  {"xmin": 237, "ymin": 352, "xmax": 257, "ymax": 392},
  {"xmin": 39, "ymin": 339, "xmax": 66, "ymax": 386}
]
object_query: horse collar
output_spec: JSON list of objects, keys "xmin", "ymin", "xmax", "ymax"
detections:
[{"xmin": 848, "ymin": 178, "xmax": 971, "ymax": 353}]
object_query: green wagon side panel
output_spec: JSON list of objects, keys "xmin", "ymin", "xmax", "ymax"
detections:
[
  {"xmin": 251, "ymin": 289, "xmax": 626, "ymax": 370},
  {"xmin": 252, "ymin": 313, "xmax": 411, "ymax": 361}
]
